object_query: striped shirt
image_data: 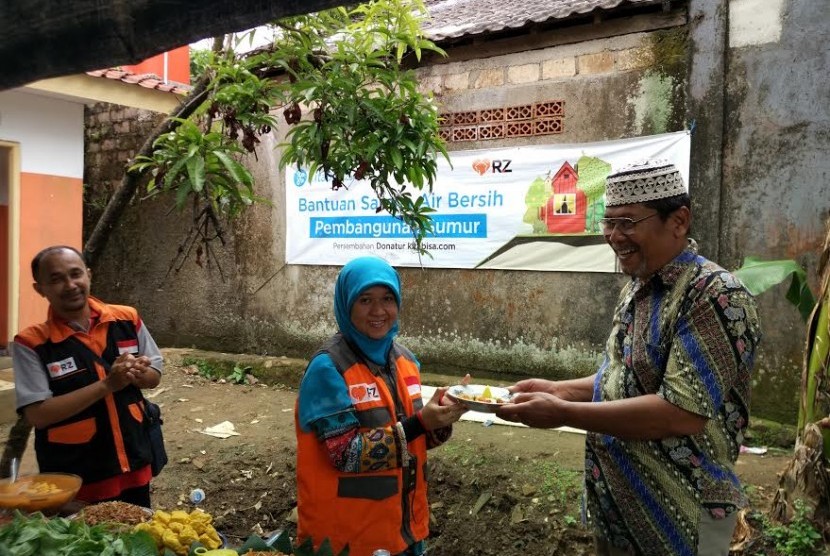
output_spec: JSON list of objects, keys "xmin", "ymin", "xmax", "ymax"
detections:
[{"xmin": 585, "ymin": 240, "xmax": 762, "ymax": 555}]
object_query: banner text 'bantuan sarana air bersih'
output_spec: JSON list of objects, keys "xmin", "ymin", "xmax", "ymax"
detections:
[{"xmin": 284, "ymin": 130, "xmax": 690, "ymax": 272}]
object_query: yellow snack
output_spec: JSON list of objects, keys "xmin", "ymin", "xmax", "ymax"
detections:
[
  {"xmin": 481, "ymin": 386, "xmax": 492, "ymax": 399},
  {"xmin": 190, "ymin": 510, "xmax": 212, "ymax": 524},
  {"xmin": 135, "ymin": 508, "xmax": 222, "ymax": 555},
  {"xmin": 154, "ymin": 510, "xmax": 172, "ymax": 524},
  {"xmin": 199, "ymin": 532, "xmax": 222, "ymax": 549},
  {"xmin": 170, "ymin": 510, "xmax": 191, "ymax": 523},
  {"xmin": 162, "ymin": 529, "xmax": 186, "ymax": 555},
  {"xmin": 179, "ymin": 525, "xmax": 199, "ymax": 545},
  {"xmin": 168, "ymin": 521, "xmax": 184, "ymax": 533}
]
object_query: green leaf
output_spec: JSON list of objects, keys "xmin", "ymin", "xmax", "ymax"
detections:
[
  {"xmin": 237, "ymin": 534, "xmax": 271, "ymax": 552},
  {"xmin": 186, "ymin": 156, "xmax": 206, "ymax": 192},
  {"xmin": 389, "ymin": 146, "xmax": 403, "ymax": 170},
  {"xmin": 734, "ymin": 257, "xmax": 816, "ymax": 321},
  {"xmin": 175, "ymin": 181, "xmax": 192, "ymax": 209},
  {"xmin": 213, "ymin": 150, "xmax": 253, "ymax": 187},
  {"xmin": 272, "ymin": 530, "xmax": 294, "ymax": 553}
]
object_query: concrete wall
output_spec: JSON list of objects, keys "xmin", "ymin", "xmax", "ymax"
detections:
[
  {"xmin": 717, "ymin": 0, "xmax": 830, "ymax": 422},
  {"xmin": 84, "ymin": 2, "xmax": 830, "ymax": 423}
]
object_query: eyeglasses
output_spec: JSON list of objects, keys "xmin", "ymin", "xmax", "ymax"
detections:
[{"xmin": 599, "ymin": 212, "xmax": 659, "ymax": 235}]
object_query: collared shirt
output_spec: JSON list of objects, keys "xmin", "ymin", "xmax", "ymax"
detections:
[{"xmin": 585, "ymin": 240, "xmax": 762, "ymax": 556}]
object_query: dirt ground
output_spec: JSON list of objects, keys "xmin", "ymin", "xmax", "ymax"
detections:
[{"xmin": 6, "ymin": 348, "xmax": 793, "ymax": 555}]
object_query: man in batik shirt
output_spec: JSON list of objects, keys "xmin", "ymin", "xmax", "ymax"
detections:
[{"xmin": 497, "ymin": 160, "xmax": 762, "ymax": 556}]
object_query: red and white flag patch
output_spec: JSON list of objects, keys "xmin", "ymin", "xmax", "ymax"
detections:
[
  {"xmin": 404, "ymin": 376, "xmax": 421, "ymax": 396},
  {"xmin": 116, "ymin": 339, "xmax": 139, "ymax": 355},
  {"xmin": 46, "ymin": 357, "xmax": 79, "ymax": 378}
]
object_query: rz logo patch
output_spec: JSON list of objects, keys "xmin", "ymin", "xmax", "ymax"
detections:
[
  {"xmin": 349, "ymin": 382, "xmax": 381, "ymax": 404},
  {"xmin": 46, "ymin": 357, "xmax": 79, "ymax": 378}
]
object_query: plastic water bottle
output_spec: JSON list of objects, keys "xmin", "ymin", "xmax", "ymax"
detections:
[{"xmin": 189, "ymin": 488, "xmax": 205, "ymax": 504}]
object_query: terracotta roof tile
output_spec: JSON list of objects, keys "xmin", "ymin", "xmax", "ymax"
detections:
[
  {"xmin": 423, "ymin": 0, "xmax": 662, "ymax": 40},
  {"xmin": 85, "ymin": 68, "xmax": 191, "ymax": 96}
]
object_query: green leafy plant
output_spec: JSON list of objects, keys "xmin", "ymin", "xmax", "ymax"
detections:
[
  {"xmin": 182, "ymin": 357, "xmax": 222, "ymax": 380},
  {"xmin": 0, "ymin": 511, "xmax": 158, "ymax": 556},
  {"xmin": 228, "ymin": 364, "xmax": 251, "ymax": 384},
  {"xmin": 763, "ymin": 500, "xmax": 823, "ymax": 555}
]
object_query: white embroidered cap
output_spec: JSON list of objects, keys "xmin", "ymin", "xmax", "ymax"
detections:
[{"xmin": 605, "ymin": 159, "xmax": 686, "ymax": 207}]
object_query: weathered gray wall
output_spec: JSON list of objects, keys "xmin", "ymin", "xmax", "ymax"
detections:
[
  {"xmin": 84, "ymin": 2, "xmax": 829, "ymax": 423},
  {"xmin": 716, "ymin": 0, "xmax": 830, "ymax": 422}
]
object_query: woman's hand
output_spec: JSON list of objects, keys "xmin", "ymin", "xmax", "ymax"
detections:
[{"xmin": 420, "ymin": 387, "xmax": 467, "ymax": 430}]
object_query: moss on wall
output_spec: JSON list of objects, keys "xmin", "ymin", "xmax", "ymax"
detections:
[{"xmin": 627, "ymin": 28, "xmax": 689, "ymax": 135}]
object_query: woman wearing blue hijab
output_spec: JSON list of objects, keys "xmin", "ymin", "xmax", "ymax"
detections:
[{"xmin": 295, "ymin": 256, "xmax": 466, "ymax": 556}]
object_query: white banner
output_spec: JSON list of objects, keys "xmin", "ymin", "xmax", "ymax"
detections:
[{"xmin": 285, "ymin": 131, "xmax": 690, "ymax": 271}]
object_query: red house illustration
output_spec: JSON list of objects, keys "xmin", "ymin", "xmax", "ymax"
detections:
[{"xmin": 539, "ymin": 161, "xmax": 587, "ymax": 233}]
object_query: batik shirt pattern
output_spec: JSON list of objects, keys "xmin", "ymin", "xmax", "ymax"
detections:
[{"xmin": 585, "ymin": 240, "xmax": 762, "ymax": 556}]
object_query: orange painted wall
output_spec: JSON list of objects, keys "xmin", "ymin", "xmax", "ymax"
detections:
[
  {"xmin": 123, "ymin": 46, "xmax": 191, "ymax": 84},
  {"xmin": 0, "ymin": 205, "xmax": 7, "ymax": 345},
  {"xmin": 17, "ymin": 172, "xmax": 83, "ymax": 332}
]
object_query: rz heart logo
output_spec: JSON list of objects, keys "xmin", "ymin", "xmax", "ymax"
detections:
[
  {"xmin": 472, "ymin": 159, "xmax": 491, "ymax": 176},
  {"xmin": 349, "ymin": 383, "xmax": 381, "ymax": 403},
  {"xmin": 351, "ymin": 385, "xmax": 367, "ymax": 401}
]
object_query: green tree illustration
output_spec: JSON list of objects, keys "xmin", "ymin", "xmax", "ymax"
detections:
[
  {"xmin": 524, "ymin": 175, "xmax": 551, "ymax": 233},
  {"xmin": 575, "ymin": 155, "xmax": 611, "ymax": 233}
]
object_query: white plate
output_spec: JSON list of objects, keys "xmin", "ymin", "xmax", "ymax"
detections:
[{"xmin": 446, "ymin": 384, "xmax": 513, "ymax": 413}]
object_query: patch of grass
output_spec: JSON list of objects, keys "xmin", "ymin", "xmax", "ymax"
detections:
[
  {"xmin": 438, "ymin": 442, "xmax": 488, "ymax": 468},
  {"xmin": 534, "ymin": 461, "xmax": 582, "ymax": 509},
  {"xmin": 182, "ymin": 357, "xmax": 250, "ymax": 384},
  {"xmin": 176, "ymin": 351, "xmax": 307, "ymax": 388},
  {"xmin": 182, "ymin": 356, "xmax": 226, "ymax": 380}
]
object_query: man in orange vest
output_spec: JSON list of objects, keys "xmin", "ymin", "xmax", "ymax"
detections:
[{"xmin": 13, "ymin": 245, "xmax": 163, "ymax": 506}]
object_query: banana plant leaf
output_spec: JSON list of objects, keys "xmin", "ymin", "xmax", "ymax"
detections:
[{"xmin": 734, "ymin": 257, "xmax": 816, "ymax": 321}]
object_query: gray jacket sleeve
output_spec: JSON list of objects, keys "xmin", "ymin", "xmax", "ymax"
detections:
[
  {"xmin": 11, "ymin": 341, "xmax": 52, "ymax": 411},
  {"xmin": 137, "ymin": 319, "xmax": 163, "ymax": 373}
]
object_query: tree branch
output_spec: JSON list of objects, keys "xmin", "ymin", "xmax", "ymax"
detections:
[{"xmin": 83, "ymin": 75, "xmax": 212, "ymax": 268}]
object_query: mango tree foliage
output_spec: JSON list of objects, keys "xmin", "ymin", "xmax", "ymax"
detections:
[{"xmin": 127, "ymin": 0, "xmax": 447, "ymax": 263}]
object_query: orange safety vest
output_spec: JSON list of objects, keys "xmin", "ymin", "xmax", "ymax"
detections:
[
  {"xmin": 14, "ymin": 298, "xmax": 152, "ymax": 486},
  {"xmin": 296, "ymin": 334, "xmax": 429, "ymax": 556}
]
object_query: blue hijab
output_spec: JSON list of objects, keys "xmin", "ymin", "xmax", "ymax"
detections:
[{"xmin": 334, "ymin": 257, "xmax": 401, "ymax": 366}]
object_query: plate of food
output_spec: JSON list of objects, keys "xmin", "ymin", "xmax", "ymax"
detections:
[
  {"xmin": 446, "ymin": 384, "xmax": 513, "ymax": 413},
  {"xmin": 70, "ymin": 500, "xmax": 154, "ymax": 528},
  {"xmin": 0, "ymin": 472, "xmax": 82, "ymax": 513}
]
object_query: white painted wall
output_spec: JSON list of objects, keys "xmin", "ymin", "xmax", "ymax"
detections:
[
  {"xmin": 729, "ymin": 0, "xmax": 786, "ymax": 48},
  {"xmin": 0, "ymin": 90, "xmax": 84, "ymax": 179}
]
